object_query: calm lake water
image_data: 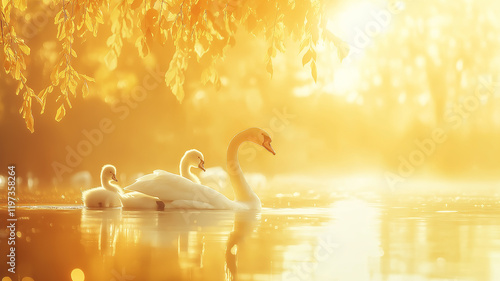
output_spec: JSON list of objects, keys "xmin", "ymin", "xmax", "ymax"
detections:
[{"xmin": 1, "ymin": 192, "xmax": 500, "ymax": 281}]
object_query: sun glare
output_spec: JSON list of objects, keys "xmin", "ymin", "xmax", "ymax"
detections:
[{"xmin": 327, "ymin": 1, "xmax": 395, "ymax": 43}]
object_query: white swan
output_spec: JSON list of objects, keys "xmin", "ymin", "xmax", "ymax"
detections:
[
  {"xmin": 124, "ymin": 128, "xmax": 275, "ymax": 210},
  {"xmin": 82, "ymin": 165, "xmax": 122, "ymax": 208},
  {"xmin": 133, "ymin": 149, "xmax": 205, "ymax": 184},
  {"xmin": 83, "ymin": 165, "xmax": 164, "ymax": 210},
  {"xmin": 180, "ymin": 149, "xmax": 206, "ymax": 183}
]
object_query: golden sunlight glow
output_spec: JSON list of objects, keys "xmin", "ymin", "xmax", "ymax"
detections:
[
  {"xmin": 281, "ymin": 199, "xmax": 381, "ymax": 280},
  {"xmin": 328, "ymin": 1, "xmax": 383, "ymax": 37},
  {"xmin": 333, "ymin": 67, "xmax": 361, "ymax": 95},
  {"xmin": 2, "ymin": 1, "xmax": 500, "ymax": 281}
]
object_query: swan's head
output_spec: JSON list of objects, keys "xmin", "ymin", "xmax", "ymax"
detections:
[
  {"xmin": 101, "ymin": 164, "xmax": 118, "ymax": 182},
  {"xmin": 245, "ymin": 128, "xmax": 276, "ymax": 155},
  {"xmin": 182, "ymin": 149, "xmax": 206, "ymax": 172}
]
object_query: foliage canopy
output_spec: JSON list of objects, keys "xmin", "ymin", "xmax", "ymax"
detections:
[{"xmin": 0, "ymin": 0, "xmax": 348, "ymax": 132}]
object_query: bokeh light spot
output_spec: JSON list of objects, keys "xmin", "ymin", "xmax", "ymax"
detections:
[{"xmin": 71, "ymin": 268, "xmax": 85, "ymax": 281}]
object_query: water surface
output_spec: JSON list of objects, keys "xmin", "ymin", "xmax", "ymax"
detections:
[{"xmin": 1, "ymin": 195, "xmax": 500, "ymax": 281}]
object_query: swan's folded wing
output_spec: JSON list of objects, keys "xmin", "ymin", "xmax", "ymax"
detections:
[
  {"xmin": 153, "ymin": 170, "xmax": 169, "ymax": 174},
  {"xmin": 122, "ymin": 191, "xmax": 160, "ymax": 200},
  {"xmin": 124, "ymin": 172, "xmax": 200, "ymax": 200},
  {"xmin": 121, "ymin": 191, "xmax": 163, "ymax": 210},
  {"xmin": 127, "ymin": 170, "xmax": 171, "ymax": 184},
  {"xmin": 124, "ymin": 173, "xmax": 235, "ymax": 209}
]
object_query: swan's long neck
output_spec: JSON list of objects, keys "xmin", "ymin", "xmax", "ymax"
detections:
[
  {"xmin": 227, "ymin": 133, "xmax": 260, "ymax": 206},
  {"xmin": 180, "ymin": 163, "xmax": 200, "ymax": 184},
  {"xmin": 101, "ymin": 174, "xmax": 123, "ymax": 194}
]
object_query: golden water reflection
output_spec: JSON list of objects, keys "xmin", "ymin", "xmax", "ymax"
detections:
[{"xmin": 1, "ymin": 197, "xmax": 500, "ymax": 281}]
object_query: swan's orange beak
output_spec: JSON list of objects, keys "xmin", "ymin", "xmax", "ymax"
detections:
[
  {"xmin": 263, "ymin": 141, "xmax": 276, "ymax": 155},
  {"xmin": 198, "ymin": 160, "xmax": 206, "ymax": 172},
  {"xmin": 111, "ymin": 173, "xmax": 118, "ymax": 182}
]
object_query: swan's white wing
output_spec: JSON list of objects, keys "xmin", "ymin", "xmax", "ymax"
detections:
[
  {"xmin": 133, "ymin": 170, "xmax": 170, "ymax": 182},
  {"xmin": 122, "ymin": 191, "xmax": 160, "ymax": 200},
  {"xmin": 124, "ymin": 172, "xmax": 235, "ymax": 209},
  {"xmin": 121, "ymin": 191, "xmax": 162, "ymax": 210}
]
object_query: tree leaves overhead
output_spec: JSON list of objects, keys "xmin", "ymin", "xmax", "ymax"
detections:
[
  {"xmin": 1, "ymin": 0, "xmax": 35, "ymax": 132},
  {"xmin": 1, "ymin": 0, "xmax": 348, "ymax": 132}
]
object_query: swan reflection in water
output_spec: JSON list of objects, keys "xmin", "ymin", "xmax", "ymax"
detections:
[
  {"xmin": 80, "ymin": 208, "xmax": 122, "ymax": 257},
  {"xmin": 224, "ymin": 211, "xmax": 260, "ymax": 280},
  {"xmin": 80, "ymin": 209, "xmax": 260, "ymax": 280}
]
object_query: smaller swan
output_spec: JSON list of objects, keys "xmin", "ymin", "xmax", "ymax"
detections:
[
  {"xmin": 82, "ymin": 165, "xmax": 122, "ymax": 208},
  {"xmin": 83, "ymin": 165, "xmax": 164, "ymax": 210},
  {"xmin": 179, "ymin": 149, "xmax": 206, "ymax": 183},
  {"xmin": 133, "ymin": 149, "xmax": 205, "ymax": 184}
]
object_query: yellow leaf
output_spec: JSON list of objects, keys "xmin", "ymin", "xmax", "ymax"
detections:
[
  {"xmin": 13, "ymin": 0, "xmax": 27, "ymax": 11},
  {"xmin": 18, "ymin": 43, "xmax": 30, "ymax": 55},
  {"xmin": 165, "ymin": 65, "xmax": 176, "ymax": 85},
  {"xmin": 171, "ymin": 82, "xmax": 184, "ymax": 103},
  {"xmin": 337, "ymin": 42, "xmax": 350, "ymax": 63},
  {"xmin": 25, "ymin": 111, "xmax": 34, "ymax": 133},
  {"xmin": 65, "ymin": 96, "xmax": 72, "ymax": 108},
  {"xmin": 82, "ymin": 82, "xmax": 89, "ymax": 97},
  {"xmin": 50, "ymin": 66, "xmax": 59, "ymax": 84},
  {"xmin": 80, "ymin": 74, "xmax": 95, "ymax": 82},
  {"xmin": 14, "ymin": 61, "xmax": 21, "ymax": 80},
  {"xmin": 311, "ymin": 61, "xmax": 317, "ymax": 83},
  {"xmin": 54, "ymin": 10, "xmax": 63, "ymax": 24},
  {"xmin": 325, "ymin": 31, "xmax": 350, "ymax": 63},
  {"xmin": 135, "ymin": 37, "xmax": 149, "ymax": 58},
  {"xmin": 104, "ymin": 51, "xmax": 117, "ymax": 70},
  {"xmin": 96, "ymin": 10, "xmax": 104, "ymax": 24},
  {"xmin": 55, "ymin": 104, "xmax": 66, "ymax": 122},
  {"xmin": 302, "ymin": 49, "xmax": 312, "ymax": 66},
  {"xmin": 266, "ymin": 59, "xmax": 273, "ymax": 78},
  {"xmin": 194, "ymin": 41, "xmax": 206, "ymax": 59},
  {"xmin": 15, "ymin": 82, "xmax": 23, "ymax": 95},
  {"xmin": 85, "ymin": 16, "xmax": 93, "ymax": 31},
  {"xmin": 106, "ymin": 34, "xmax": 116, "ymax": 46},
  {"xmin": 4, "ymin": 59, "xmax": 10, "ymax": 73}
]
